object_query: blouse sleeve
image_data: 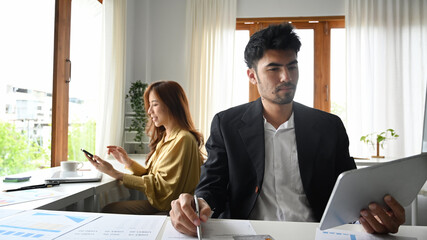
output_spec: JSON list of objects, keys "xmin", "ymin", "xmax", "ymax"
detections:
[{"xmin": 125, "ymin": 160, "xmax": 148, "ymax": 176}]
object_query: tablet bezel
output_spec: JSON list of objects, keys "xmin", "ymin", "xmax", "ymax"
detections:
[{"xmin": 319, "ymin": 153, "xmax": 427, "ymax": 230}]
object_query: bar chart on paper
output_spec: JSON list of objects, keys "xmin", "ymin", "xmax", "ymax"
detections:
[
  {"xmin": 315, "ymin": 228, "xmax": 416, "ymax": 240},
  {"xmin": 317, "ymin": 230, "xmax": 358, "ymax": 240},
  {"xmin": 0, "ymin": 210, "xmax": 99, "ymax": 240}
]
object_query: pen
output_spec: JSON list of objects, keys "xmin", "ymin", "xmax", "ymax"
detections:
[
  {"xmin": 3, "ymin": 183, "xmax": 60, "ymax": 192},
  {"xmin": 194, "ymin": 194, "xmax": 202, "ymax": 240}
]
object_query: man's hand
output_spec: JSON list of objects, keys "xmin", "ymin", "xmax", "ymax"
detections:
[
  {"xmin": 169, "ymin": 193, "xmax": 212, "ymax": 236},
  {"xmin": 359, "ymin": 195, "xmax": 405, "ymax": 234}
]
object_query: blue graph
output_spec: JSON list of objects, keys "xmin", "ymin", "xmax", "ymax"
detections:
[
  {"xmin": 0, "ymin": 210, "xmax": 95, "ymax": 239},
  {"xmin": 0, "ymin": 229, "xmax": 44, "ymax": 238},
  {"xmin": 321, "ymin": 230, "xmax": 357, "ymax": 240}
]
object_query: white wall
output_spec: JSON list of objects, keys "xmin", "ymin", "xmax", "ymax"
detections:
[
  {"xmin": 126, "ymin": 0, "xmax": 149, "ymax": 93},
  {"xmin": 125, "ymin": 0, "xmax": 345, "ymax": 94},
  {"xmin": 126, "ymin": 0, "xmax": 187, "ymax": 93}
]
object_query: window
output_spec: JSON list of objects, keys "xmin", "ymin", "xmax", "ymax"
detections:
[
  {"xmin": 68, "ymin": 0, "xmax": 102, "ymax": 161},
  {"xmin": 0, "ymin": 0, "xmax": 55, "ymax": 175},
  {"xmin": 236, "ymin": 17, "xmax": 345, "ymax": 114},
  {"xmin": 233, "ymin": 30, "xmax": 250, "ymax": 102},
  {"xmin": 0, "ymin": 0, "xmax": 102, "ymax": 176}
]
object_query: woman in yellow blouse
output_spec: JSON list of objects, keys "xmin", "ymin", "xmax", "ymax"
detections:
[{"xmin": 84, "ymin": 81, "xmax": 204, "ymax": 214}]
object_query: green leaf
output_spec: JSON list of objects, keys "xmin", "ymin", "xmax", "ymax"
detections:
[{"xmin": 377, "ymin": 135, "xmax": 386, "ymax": 143}]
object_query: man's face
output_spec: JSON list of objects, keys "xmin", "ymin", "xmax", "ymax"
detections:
[{"xmin": 248, "ymin": 49, "xmax": 299, "ymax": 105}]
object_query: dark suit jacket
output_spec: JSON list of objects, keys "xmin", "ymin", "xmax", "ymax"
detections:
[{"xmin": 195, "ymin": 99, "xmax": 356, "ymax": 221}]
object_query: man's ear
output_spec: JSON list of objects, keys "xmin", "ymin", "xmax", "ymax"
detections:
[{"xmin": 247, "ymin": 68, "xmax": 257, "ymax": 85}]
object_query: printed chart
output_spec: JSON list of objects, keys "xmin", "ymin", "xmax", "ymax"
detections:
[
  {"xmin": 0, "ymin": 210, "xmax": 99, "ymax": 240},
  {"xmin": 162, "ymin": 219, "xmax": 256, "ymax": 239},
  {"xmin": 0, "ymin": 209, "xmax": 23, "ymax": 220},
  {"xmin": 315, "ymin": 228, "xmax": 416, "ymax": 240},
  {"xmin": 0, "ymin": 189, "xmax": 63, "ymax": 207},
  {"xmin": 56, "ymin": 214, "xmax": 166, "ymax": 240}
]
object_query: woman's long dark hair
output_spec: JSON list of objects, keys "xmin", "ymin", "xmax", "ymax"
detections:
[{"xmin": 143, "ymin": 81, "xmax": 204, "ymax": 164}]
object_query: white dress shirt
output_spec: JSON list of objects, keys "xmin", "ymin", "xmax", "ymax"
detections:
[{"xmin": 249, "ymin": 113, "xmax": 315, "ymax": 222}]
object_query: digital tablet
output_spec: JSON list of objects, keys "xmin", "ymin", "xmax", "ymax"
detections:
[{"xmin": 319, "ymin": 153, "xmax": 427, "ymax": 230}]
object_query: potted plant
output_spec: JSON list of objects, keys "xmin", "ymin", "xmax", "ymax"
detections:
[
  {"xmin": 360, "ymin": 129, "xmax": 399, "ymax": 158},
  {"xmin": 126, "ymin": 80, "xmax": 148, "ymax": 150}
]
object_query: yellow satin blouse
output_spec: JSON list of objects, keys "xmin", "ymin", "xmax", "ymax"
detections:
[{"xmin": 122, "ymin": 128, "xmax": 202, "ymax": 211}]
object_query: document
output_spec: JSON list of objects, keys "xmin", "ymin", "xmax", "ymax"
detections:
[
  {"xmin": 0, "ymin": 188, "xmax": 63, "ymax": 206},
  {"xmin": 0, "ymin": 210, "xmax": 99, "ymax": 240},
  {"xmin": 0, "ymin": 209, "xmax": 23, "ymax": 219},
  {"xmin": 57, "ymin": 214, "xmax": 167, "ymax": 240},
  {"xmin": 315, "ymin": 228, "xmax": 416, "ymax": 240},
  {"xmin": 162, "ymin": 219, "xmax": 256, "ymax": 239}
]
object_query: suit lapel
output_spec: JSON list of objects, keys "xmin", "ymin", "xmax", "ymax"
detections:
[
  {"xmin": 238, "ymin": 99, "xmax": 265, "ymax": 187},
  {"xmin": 293, "ymin": 102, "xmax": 320, "ymax": 193}
]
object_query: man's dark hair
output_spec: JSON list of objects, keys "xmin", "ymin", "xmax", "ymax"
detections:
[{"xmin": 244, "ymin": 23, "xmax": 301, "ymax": 69}]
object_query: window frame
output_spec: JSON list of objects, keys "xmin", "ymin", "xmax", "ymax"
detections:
[
  {"xmin": 51, "ymin": 0, "xmax": 72, "ymax": 167},
  {"xmin": 236, "ymin": 16, "xmax": 345, "ymax": 112}
]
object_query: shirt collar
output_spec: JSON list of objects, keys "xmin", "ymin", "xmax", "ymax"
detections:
[
  {"xmin": 163, "ymin": 127, "xmax": 181, "ymax": 143},
  {"xmin": 263, "ymin": 112, "xmax": 295, "ymax": 130}
]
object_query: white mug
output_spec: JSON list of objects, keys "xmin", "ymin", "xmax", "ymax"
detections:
[{"xmin": 61, "ymin": 161, "xmax": 83, "ymax": 172}]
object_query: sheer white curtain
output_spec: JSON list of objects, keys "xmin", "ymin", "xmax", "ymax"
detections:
[
  {"xmin": 346, "ymin": 0, "xmax": 427, "ymax": 158},
  {"xmin": 185, "ymin": 0, "xmax": 237, "ymax": 140},
  {"xmin": 96, "ymin": 0, "xmax": 127, "ymax": 157}
]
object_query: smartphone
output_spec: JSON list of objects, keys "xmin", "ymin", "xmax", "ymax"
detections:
[{"xmin": 80, "ymin": 148, "xmax": 93, "ymax": 158}]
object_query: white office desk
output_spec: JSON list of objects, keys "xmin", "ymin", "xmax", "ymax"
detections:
[
  {"xmin": 0, "ymin": 161, "xmax": 130, "ymax": 211},
  {"xmin": 0, "ymin": 209, "xmax": 425, "ymax": 240},
  {"xmin": 0, "ymin": 155, "xmax": 148, "ymax": 211},
  {"xmin": 154, "ymin": 218, "xmax": 427, "ymax": 240},
  {"xmin": 1, "ymin": 166, "xmax": 94, "ymax": 210},
  {"xmin": 251, "ymin": 220, "xmax": 427, "ymax": 240}
]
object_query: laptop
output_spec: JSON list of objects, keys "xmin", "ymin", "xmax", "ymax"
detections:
[
  {"xmin": 45, "ymin": 170, "xmax": 102, "ymax": 183},
  {"xmin": 319, "ymin": 153, "xmax": 427, "ymax": 230}
]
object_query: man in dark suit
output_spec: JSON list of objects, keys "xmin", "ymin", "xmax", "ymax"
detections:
[{"xmin": 170, "ymin": 23, "xmax": 405, "ymax": 235}]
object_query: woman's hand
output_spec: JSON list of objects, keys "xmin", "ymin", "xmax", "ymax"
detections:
[
  {"xmin": 107, "ymin": 146, "xmax": 133, "ymax": 168},
  {"xmin": 83, "ymin": 153, "xmax": 123, "ymax": 180}
]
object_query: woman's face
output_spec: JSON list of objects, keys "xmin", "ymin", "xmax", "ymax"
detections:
[{"xmin": 147, "ymin": 91, "xmax": 170, "ymax": 128}]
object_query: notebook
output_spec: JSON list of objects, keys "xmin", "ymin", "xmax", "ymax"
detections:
[
  {"xmin": 45, "ymin": 170, "xmax": 102, "ymax": 183},
  {"xmin": 319, "ymin": 153, "xmax": 427, "ymax": 230}
]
